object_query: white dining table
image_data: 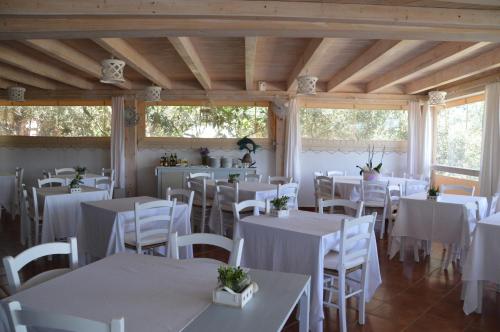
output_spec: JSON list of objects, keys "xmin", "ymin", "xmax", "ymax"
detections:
[
  {"xmin": 78, "ymin": 196, "xmax": 192, "ymax": 263},
  {"xmin": 240, "ymin": 210, "xmax": 381, "ymax": 332},
  {"xmin": 389, "ymin": 192, "xmax": 488, "ymax": 260},
  {"xmin": 0, "ymin": 253, "xmax": 311, "ymax": 332},
  {"xmin": 55, "ymin": 173, "xmax": 102, "ymax": 187},
  {"xmin": 38, "ymin": 186, "xmax": 109, "ymax": 243},
  {"xmin": 206, "ymin": 180, "xmax": 284, "ymax": 234},
  {"xmin": 462, "ymin": 212, "xmax": 500, "ymax": 315},
  {"xmin": 334, "ymin": 175, "xmax": 408, "ymax": 200},
  {"xmin": 0, "ymin": 173, "xmax": 15, "ymax": 216}
]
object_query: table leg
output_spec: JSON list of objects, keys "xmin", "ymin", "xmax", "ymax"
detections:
[{"xmin": 298, "ymin": 280, "xmax": 310, "ymax": 332}]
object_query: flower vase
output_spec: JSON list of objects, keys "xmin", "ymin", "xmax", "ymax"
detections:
[{"xmin": 363, "ymin": 170, "xmax": 380, "ymax": 181}]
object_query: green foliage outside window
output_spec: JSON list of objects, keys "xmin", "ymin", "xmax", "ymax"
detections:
[
  {"xmin": 436, "ymin": 101, "xmax": 484, "ymax": 170},
  {"xmin": 0, "ymin": 105, "xmax": 111, "ymax": 137},
  {"xmin": 146, "ymin": 105, "xmax": 268, "ymax": 138},
  {"xmin": 300, "ymin": 108, "xmax": 408, "ymax": 141}
]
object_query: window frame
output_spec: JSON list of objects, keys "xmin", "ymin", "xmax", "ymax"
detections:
[
  {"xmin": 138, "ymin": 100, "xmax": 274, "ymax": 150},
  {"xmin": 0, "ymin": 99, "xmax": 112, "ymax": 148}
]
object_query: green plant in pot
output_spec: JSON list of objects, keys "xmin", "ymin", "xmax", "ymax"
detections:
[
  {"xmin": 75, "ymin": 166, "xmax": 87, "ymax": 175},
  {"xmin": 427, "ymin": 186, "xmax": 439, "ymax": 200},
  {"xmin": 217, "ymin": 266, "xmax": 251, "ymax": 293},
  {"xmin": 228, "ymin": 173, "xmax": 240, "ymax": 184},
  {"xmin": 270, "ymin": 195, "xmax": 289, "ymax": 218},
  {"xmin": 213, "ymin": 266, "xmax": 258, "ymax": 308},
  {"xmin": 69, "ymin": 173, "xmax": 83, "ymax": 194}
]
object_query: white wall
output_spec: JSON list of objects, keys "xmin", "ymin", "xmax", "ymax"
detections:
[
  {"xmin": 299, "ymin": 150, "xmax": 407, "ymax": 207},
  {"xmin": 0, "ymin": 147, "xmax": 110, "ymax": 186},
  {"xmin": 136, "ymin": 147, "xmax": 275, "ymax": 196}
]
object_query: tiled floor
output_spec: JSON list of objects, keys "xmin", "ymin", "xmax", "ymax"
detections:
[{"xmin": 0, "ymin": 210, "xmax": 499, "ymax": 331}]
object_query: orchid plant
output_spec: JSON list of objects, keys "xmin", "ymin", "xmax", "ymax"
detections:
[{"xmin": 356, "ymin": 144, "xmax": 385, "ymax": 175}]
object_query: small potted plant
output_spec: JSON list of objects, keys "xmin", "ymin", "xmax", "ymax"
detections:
[
  {"xmin": 228, "ymin": 173, "xmax": 240, "ymax": 184},
  {"xmin": 270, "ymin": 195, "xmax": 290, "ymax": 218},
  {"xmin": 75, "ymin": 166, "xmax": 87, "ymax": 176},
  {"xmin": 427, "ymin": 186, "xmax": 440, "ymax": 200},
  {"xmin": 213, "ymin": 266, "xmax": 258, "ymax": 308},
  {"xmin": 69, "ymin": 173, "xmax": 83, "ymax": 194},
  {"xmin": 356, "ymin": 145, "xmax": 385, "ymax": 181},
  {"xmin": 199, "ymin": 147, "xmax": 210, "ymax": 166}
]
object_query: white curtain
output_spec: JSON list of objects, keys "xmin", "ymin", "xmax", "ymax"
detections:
[
  {"xmin": 479, "ymin": 82, "xmax": 500, "ymax": 197},
  {"xmin": 111, "ymin": 96, "xmax": 126, "ymax": 189},
  {"xmin": 284, "ymin": 97, "xmax": 302, "ymax": 183},
  {"xmin": 406, "ymin": 101, "xmax": 432, "ymax": 179}
]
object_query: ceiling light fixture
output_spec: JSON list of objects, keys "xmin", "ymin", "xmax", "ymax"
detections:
[{"xmin": 100, "ymin": 57, "xmax": 126, "ymax": 84}]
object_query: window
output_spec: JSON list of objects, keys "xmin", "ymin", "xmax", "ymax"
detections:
[
  {"xmin": 0, "ymin": 105, "xmax": 111, "ymax": 137},
  {"xmin": 300, "ymin": 108, "xmax": 408, "ymax": 141},
  {"xmin": 435, "ymin": 101, "xmax": 484, "ymax": 170},
  {"xmin": 146, "ymin": 105, "xmax": 268, "ymax": 138}
]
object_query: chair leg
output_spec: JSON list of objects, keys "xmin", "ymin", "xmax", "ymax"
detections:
[
  {"xmin": 379, "ymin": 209, "xmax": 387, "ymax": 240},
  {"xmin": 413, "ymin": 241, "xmax": 420, "ymax": 263},
  {"xmin": 442, "ymin": 244, "xmax": 453, "ymax": 270},
  {"xmin": 338, "ymin": 272, "xmax": 347, "ymax": 332},
  {"xmin": 358, "ymin": 287, "xmax": 366, "ymax": 325},
  {"xmin": 200, "ymin": 204, "xmax": 206, "ymax": 233}
]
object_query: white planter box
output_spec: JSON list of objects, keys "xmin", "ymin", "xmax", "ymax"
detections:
[
  {"xmin": 69, "ymin": 187, "xmax": 81, "ymax": 194},
  {"xmin": 271, "ymin": 209, "xmax": 289, "ymax": 218},
  {"xmin": 213, "ymin": 283, "xmax": 258, "ymax": 308},
  {"xmin": 427, "ymin": 194, "xmax": 440, "ymax": 201}
]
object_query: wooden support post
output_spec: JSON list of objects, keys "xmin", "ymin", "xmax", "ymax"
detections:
[
  {"xmin": 124, "ymin": 98, "xmax": 138, "ymax": 197},
  {"xmin": 271, "ymin": 102, "xmax": 286, "ymax": 176}
]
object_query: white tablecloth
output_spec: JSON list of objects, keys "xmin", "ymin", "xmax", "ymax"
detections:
[
  {"xmin": 79, "ymin": 196, "xmax": 192, "ymax": 262},
  {"xmin": 0, "ymin": 254, "xmax": 220, "ymax": 332},
  {"xmin": 389, "ymin": 193, "xmax": 488, "ymax": 259},
  {"xmin": 207, "ymin": 181, "xmax": 283, "ymax": 234},
  {"xmin": 38, "ymin": 186, "xmax": 109, "ymax": 243},
  {"xmin": 0, "ymin": 174, "xmax": 15, "ymax": 214},
  {"xmin": 240, "ymin": 210, "xmax": 381, "ymax": 332},
  {"xmin": 57, "ymin": 173, "xmax": 102, "ymax": 187},
  {"xmin": 462, "ymin": 212, "xmax": 500, "ymax": 314},
  {"xmin": 335, "ymin": 176, "xmax": 407, "ymax": 201}
]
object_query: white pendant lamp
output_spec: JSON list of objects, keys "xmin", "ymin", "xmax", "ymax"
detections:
[
  {"xmin": 7, "ymin": 86, "xmax": 26, "ymax": 101},
  {"xmin": 100, "ymin": 57, "xmax": 126, "ymax": 84},
  {"xmin": 428, "ymin": 90, "xmax": 447, "ymax": 106},
  {"xmin": 144, "ymin": 85, "xmax": 162, "ymax": 102},
  {"xmin": 297, "ymin": 75, "xmax": 318, "ymax": 95}
]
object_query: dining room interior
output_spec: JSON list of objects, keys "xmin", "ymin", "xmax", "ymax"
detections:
[{"xmin": 0, "ymin": 1, "xmax": 500, "ymax": 331}]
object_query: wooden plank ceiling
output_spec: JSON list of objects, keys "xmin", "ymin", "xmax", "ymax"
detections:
[{"xmin": 0, "ymin": 0, "xmax": 499, "ymax": 100}]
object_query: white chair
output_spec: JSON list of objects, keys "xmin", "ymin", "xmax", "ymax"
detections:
[
  {"xmin": 124, "ymin": 199, "xmax": 176, "ymax": 254},
  {"xmin": 54, "ymin": 168, "xmax": 76, "ymax": 175},
  {"xmin": 326, "ymin": 170, "xmax": 345, "ymax": 177},
  {"xmin": 187, "ymin": 177, "xmax": 212, "ymax": 233},
  {"xmin": 267, "ymin": 176, "xmax": 292, "ymax": 185},
  {"xmin": 37, "ymin": 178, "xmax": 65, "ymax": 188},
  {"xmin": 6, "ymin": 301, "xmax": 124, "ymax": 332},
  {"xmin": 19, "ymin": 189, "xmax": 34, "ymax": 247},
  {"xmin": 323, "ymin": 213, "xmax": 377, "ymax": 332},
  {"xmin": 404, "ymin": 179, "xmax": 428, "ymax": 196},
  {"xmin": 169, "ymin": 232, "xmax": 244, "ymax": 267},
  {"xmin": 232, "ymin": 200, "xmax": 270, "ymax": 238},
  {"xmin": 315, "ymin": 176, "xmax": 336, "ymax": 212},
  {"xmin": 95, "ymin": 176, "xmax": 114, "ymax": 199},
  {"xmin": 166, "ymin": 187, "xmax": 195, "ymax": 223},
  {"xmin": 216, "ymin": 182, "xmax": 239, "ymax": 236},
  {"xmin": 361, "ymin": 180, "xmax": 388, "ymax": 239},
  {"xmin": 101, "ymin": 168, "xmax": 115, "ymax": 181},
  {"xmin": 189, "ymin": 172, "xmax": 214, "ymax": 180},
  {"xmin": 318, "ymin": 199, "xmax": 363, "ymax": 218},
  {"xmin": 277, "ymin": 182, "xmax": 300, "ymax": 210},
  {"xmin": 13, "ymin": 167, "xmax": 24, "ymax": 217},
  {"xmin": 488, "ymin": 193, "xmax": 500, "ymax": 217},
  {"xmin": 440, "ymin": 184, "xmax": 475, "ymax": 196},
  {"xmin": 244, "ymin": 173, "xmax": 262, "ymax": 183},
  {"xmin": 386, "ymin": 185, "xmax": 402, "ymax": 251},
  {"xmin": 3, "ymin": 237, "xmax": 78, "ymax": 294},
  {"xmin": 313, "ymin": 172, "xmax": 324, "ymax": 211}
]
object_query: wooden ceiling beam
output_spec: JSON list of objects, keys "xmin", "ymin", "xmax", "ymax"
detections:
[
  {"xmin": 167, "ymin": 37, "xmax": 211, "ymax": 90},
  {"xmin": 95, "ymin": 38, "xmax": 172, "ymax": 89},
  {"xmin": 2, "ymin": 1, "xmax": 498, "ymax": 29},
  {"xmin": 366, "ymin": 42, "xmax": 490, "ymax": 93},
  {"xmin": 0, "ymin": 45, "xmax": 94, "ymax": 89},
  {"xmin": 245, "ymin": 37, "xmax": 258, "ymax": 91},
  {"xmin": 405, "ymin": 46, "xmax": 500, "ymax": 94},
  {"xmin": 23, "ymin": 39, "xmax": 131, "ymax": 90},
  {"xmin": 287, "ymin": 38, "xmax": 334, "ymax": 92},
  {"xmin": 0, "ymin": 78, "xmax": 13, "ymax": 89},
  {"xmin": 0, "ymin": 63, "xmax": 59, "ymax": 90},
  {"xmin": 2, "ymin": 17, "xmax": 499, "ymax": 42},
  {"xmin": 327, "ymin": 40, "xmax": 402, "ymax": 92}
]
